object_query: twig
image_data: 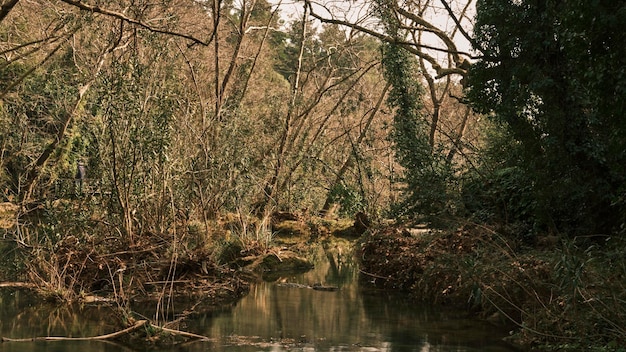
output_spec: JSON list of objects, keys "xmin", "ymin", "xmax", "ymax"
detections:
[
  {"xmin": 0, "ymin": 282, "xmax": 37, "ymax": 289},
  {"xmin": 98, "ymin": 245, "xmax": 164, "ymax": 257},
  {"xmin": 158, "ymin": 326, "xmax": 213, "ymax": 341},
  {"xmin": 144, "ymin": 280, "xmax": 192, "ymax": 285}
]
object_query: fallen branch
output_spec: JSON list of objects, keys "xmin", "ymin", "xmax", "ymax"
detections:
[
  {"xmin": 0, "ymin": 282, "xmax": 37, "ymax": 289},
  {"xmin": 158, "ymin": 326, "xmax": 213, "ymax": 341},
  {"xmin": 359, "ymin": 269, "xmax": 390, "ymax": 280},
  {"xmin": 0, "ymin": 320, "xmax": 213, "ymax": 343},
  {"xmin": 1, "ymin": 320, "xmax": 149, "ymax": 342}
]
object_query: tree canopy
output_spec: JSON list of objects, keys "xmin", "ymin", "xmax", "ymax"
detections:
[{"xmin": 468, "ymin": 0, "xmax": 626, "ymax": 236}]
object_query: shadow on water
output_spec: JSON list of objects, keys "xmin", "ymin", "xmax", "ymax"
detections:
[{"xmin": 0, "ymin": 240, "xmax": 522, "ymax": 351}]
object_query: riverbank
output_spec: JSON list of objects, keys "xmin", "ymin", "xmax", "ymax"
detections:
[
  {"xmin": 0, "ymin": 234, "xmax": 522, "ymax": 351},
  {"xmin": 2, "ymin": 200, "xmax": 625, "ymax": 350},
  {"xmin": 0, "ymin": 202, "xmax": 356, "ymax": 345},
  {"xmin": 358, "ymin": 223, "xmax": 626, "ymax": 351}
]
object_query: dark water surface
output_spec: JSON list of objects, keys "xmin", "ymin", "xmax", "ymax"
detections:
[{"xmin": 0, "ymin": 241, "xmax": 520, "ymax": 351}]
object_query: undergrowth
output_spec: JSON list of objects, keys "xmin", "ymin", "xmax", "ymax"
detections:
[
  {"xmin": 359, "ymin": 223, "xmax": 626, "ymax": 351},
  {"xmin": 6, "ymin": 198, "xmax": 254, "ymax": 307}
]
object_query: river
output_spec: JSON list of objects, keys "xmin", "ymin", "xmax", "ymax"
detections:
[{"xmin": 0, "ymin": 239, "xmax": 521, "ymax": 351}]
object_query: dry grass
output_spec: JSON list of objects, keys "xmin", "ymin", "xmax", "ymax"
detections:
[{"xmin": 0, "ymin": 202, "xmax": 18, "ymax": 229}]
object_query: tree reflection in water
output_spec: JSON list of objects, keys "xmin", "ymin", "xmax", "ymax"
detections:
[
  {"xmin": 0, "ymin": 240, "xmax": 519, "ymax": 351},
  {"xmin": 192, "ymin": 240, "xmax": 518, "ymax": 351}
]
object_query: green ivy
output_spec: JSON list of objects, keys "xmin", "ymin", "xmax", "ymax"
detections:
[{"xmin": 468, "ymin": 0, "xmax": 626, "ymax": 236}]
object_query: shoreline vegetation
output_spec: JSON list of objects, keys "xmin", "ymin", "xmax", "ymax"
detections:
[
  {"xmin": 359, "ymin": 224, "xmax": 626, "ymax": 351},
  {"xmin": 2, "ymin": 202, "xmax": 625, "ymax": 350}
]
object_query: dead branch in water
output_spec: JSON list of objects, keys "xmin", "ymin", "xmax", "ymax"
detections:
[
  {"xmin": 0, "ymin": 319, "xmax": 213, "ymax": 343},
  {"xmin": 157, "ymin": 326, "xmax": 213, "ymax": 341}
]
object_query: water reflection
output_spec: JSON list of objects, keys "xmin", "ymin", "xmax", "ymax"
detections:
[
  {"xmin": 0, "ymin": 289, "xmax": 129, "ymax": 352},
  {"xmin": 190, "ymin": 240, "xmax": 518, "ymax": 352},
  {"xmin": 0, "ymin": 240, "xmax": 520, "ymax": 351}
]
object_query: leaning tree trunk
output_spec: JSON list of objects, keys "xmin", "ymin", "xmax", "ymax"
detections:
[{"xmin": 21, "ymin": 31, "xmax": 117, "ymax": 203}]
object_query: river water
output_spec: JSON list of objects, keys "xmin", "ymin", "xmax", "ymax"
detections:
[{"xmin": 0, "ymin": 240, "xmax": 521, "ymax": 351}]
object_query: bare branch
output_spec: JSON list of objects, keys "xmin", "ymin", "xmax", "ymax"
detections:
[
  {"xmin": 244, "ymin": 25, "xmax": 280, "ymax": 34},
  {"xmin": 305, "ymin": 0, "xmax": 472, "ymax": 79},
  {"xmin": 439, "ymin": 0, "xmax": 478, "ymax": 52},
  {"xmin": 59, "ymin": 0, "xmax": 210, "ymax": 46},
  {"xmin": 219, "ymin": 0, "xmax": 257, "ymax": 104},
  {"xmin": 393, "ymin": 6, "xmax": 462, "ymax": 66},
  {"xmin": 0, "ymin": 37, "xmax": 52, "ymax": 57}
]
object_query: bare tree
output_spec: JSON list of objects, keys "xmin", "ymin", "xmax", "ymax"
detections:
[
  {"xmin": 260, "ymin": 2, "xmax": 309, "ymax": 213},
  {"xmin": 302, "ymin": 0, "xmax": 481, "ymax": 166}
]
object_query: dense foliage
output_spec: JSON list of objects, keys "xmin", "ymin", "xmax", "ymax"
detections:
[
  {"xmin": 381, "ymin": 42, "xmax": 455, "ymax": 222},
  {"xmin": 0, "ymin": 0, "xmax": 395, "ymax": 219},
  {"xmin": 375, "ymin": 0, "xmax": 464, "ymax": 225},
  {"xmin": 468, "ymin": 0, "xmax": 626, "ymax": 237}
]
